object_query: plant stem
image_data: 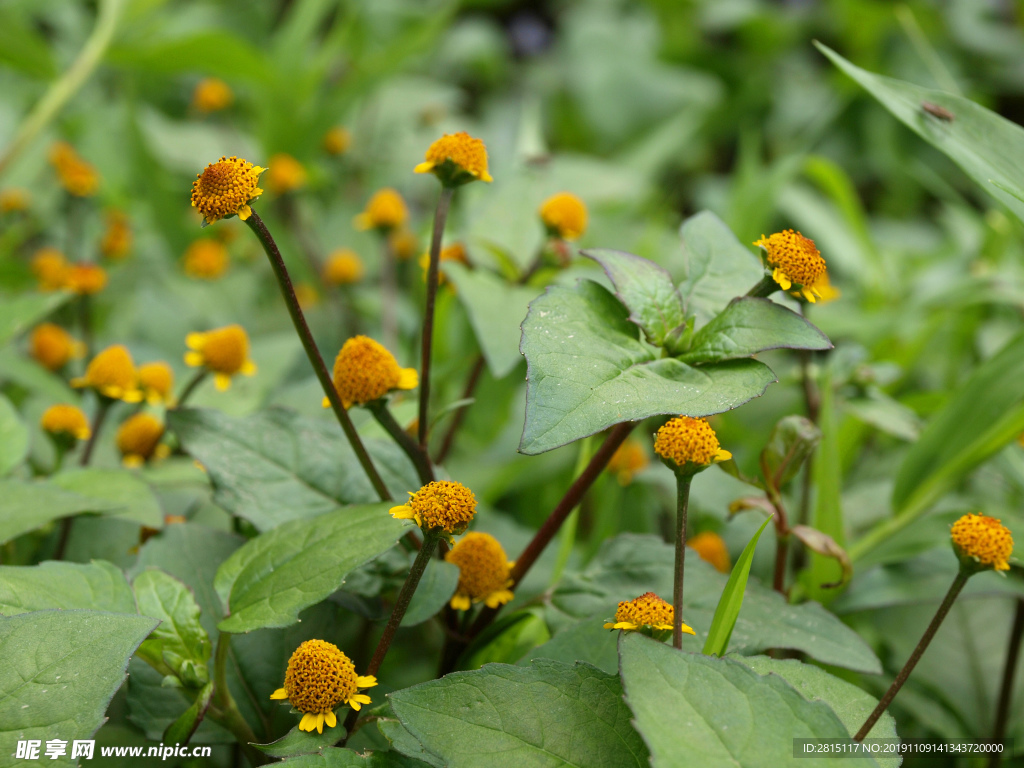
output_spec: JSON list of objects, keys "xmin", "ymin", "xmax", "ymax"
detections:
[
  {"xmin": 245, "ymin": 210, "xmax": 391, "ymax": 502},
  {"xmin": 176, "ymin": 370, "xmax": 208, "ymax": 408},
  {"xmin": 435, "ymin": 353, "xmax": 485, "ymax": 464},
  {"xmin": 551, "ymin": 437, "xmax": 596, "ymax": 585},
  {"xmin": 380, "ymin": 234, "xmax": 398, "ymax": 351},
  {"xmin": 854, "ymin": 570, "xmax": 969, "ymax": 741},
  {"xmin": 210, "ymin": 632, "xmax": 267, "ymax": 766},
  {"xmin": 368, "ymin": 401, "xmax": 434, "ymax": 485},
  {"xmin": 673, "ymin": 473, "xmax": 693, "ymax": 649},
  {"xmin": 745, "ymin": 275, "xmax": 779, "ymax": 299},
  {"xmin": 418, "ymin": 186, "xmax": 454, "ymax": 449},
  {"xmin": 988, "ymin": 597, "xmax": 1024, "ymax": 766},
  {"xmin": 79, "ymin": 398, "xmax": 110, "ymax": 467}
]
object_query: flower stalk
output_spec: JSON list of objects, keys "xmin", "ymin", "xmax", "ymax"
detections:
[
  {"xmin": 175, "ymin": 370, "xmax": 208, "ymax": 408},
  {"xmin": 418, "ymin": 186, "xmax": 454, "ymax": 449},
  {"xmin": 745, "ymin": 275, "xmax": 779, "ymax": 299},
  {"xmin": 367, "ymin": 400, "xmax": 434, "ymax": 485},
  {"xmin": 210, "ymin": 631, "xmax": 267, "ymax": 766},
  {"xmin": 672, "ymin": 473, "xmax": 693, "ymax": 649},
  {"xmin": 988, "ymin": 597, "xmax": 1024, "ymax": 767}
]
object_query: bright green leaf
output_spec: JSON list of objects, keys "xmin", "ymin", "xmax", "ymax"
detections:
[
  {"xmin": 0, "ymin": 395, "xmax": 28, "ymax": 476},
  {"xmin": 0, "ymin": 560, "xmax": 135, "ymax": 616},
  {"xmin": 107, "ymin": 32, "xmax": 273, "ymax": 82},
  {"xmin": 0, "ymin": 479, "xmax": 118, "ymax": 545},
  {"xmin": 51, "ymin": 469, "xmax": 163, "ymax": 528},
  {"xmin": 133, "ymin": 569, "xmax": 211, "ymax": 685}
]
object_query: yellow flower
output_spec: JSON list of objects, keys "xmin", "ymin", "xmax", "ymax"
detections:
[
  {"xmin": 604, "ymin": 592, "xmax": 694, "ymax": 635},
  {"xmin": 951, "ymin": 513, "xmax": 1014, "ymax": 572},
  {"xmin": 419, "ymin": 242, "xmax": 469, "ymax": 285},
  {"xmin": 322, "ymin": 249, "xmax": 364, "ymax": 286},
  {"xmin": 116, "ymin": 413, "xmax": 169, "ymax": 468},
  {"xmin": 294, "ymin": 282, "xmax": 320, "ymax": 309},
  {"xmin": 138, "ymin": 361, "xmax": 176, "ymax": 406},
  {"xmin": 40, "ymin": 404, "xmax": 90, "ymax": 442},
  {"xmin": 71, "ymin": 345, "xmax": 143, "ymax": 403},
  {"xmin": 414, "ymin": 131, "xmax": 493, "ymax": 186},
  {"xmin": 184, "ymin": 325, "xmax": 257, "ymax": 391},
  {"xmin": 31, "ymin": 248, "xmax": 69, "ymax": 291},
  {"xmin": 324, "ymin": 336, "xmax": 417, "ymax": 409},
  {"xmin": 688, "ymin": 531, "xmax": 731, "ymax": 574},
  {"xmin": 182, "ymin": 239, "xmax": 229, "ymax": 279},
  {"xmin": 0, "ymin": 187, "xmax": 30, "ymax": 213},
  {"xmin": 388, "ymin": 228, "xmax": 418, "ymax": 261},
  {"xmin": 654, "ymin": 416, "xmax": 732, "ymax": 473},
  {"xmin": 323, "ymin": 126, "xmax": 351, "ymax": 156},
  {"xmin": 29, "ymin": 323, "xmax": 85, "ymax": 371},
  {"xmin": 269, "ymin": 639, "xmax": 376, "ymax": 734},
  {"xmin": 63, "ymin": 263, "xmax": 108, "ymax": 295},
  {"xmin": 191, "ymin": 156, "xmax": 265, "ymax": 226},
  {"xmin": 539, "ymin": 192, "xmax": 588, "ymax": 241},
  {"xmin": 267, "ymin": 153, "xmax": 307, "ymax": 195},
  {"xmin": 797, "ymin": 271, "xmax": 840, "ymax": 304},
  {"xmin": 353, "ymin": 188, "xmax": 409, "ymax": 232},
  {"xmin": 607, "ymin": 438, "xmax": 649, "ymax": 485},
  {"xmin": 192, "ymin": 78, "xmax": 233, "ymax": 113},
  {"xmin": 49, "ymin": 141, "xmax": 99, "ymax": 197},
  {"xmin": 753, "ymin": 230, "xmax": 828, "ymax": 303},
  {"xmin": 390, "ymin": 480, "xmax": 477, "ymax": 536},
  {"xmin": 444, "ymin": 532, "xmax": 514, "ymax": 610},
  {"xmin": 100, "ymin": 209, "xmax": 132, "ymax": 260}
]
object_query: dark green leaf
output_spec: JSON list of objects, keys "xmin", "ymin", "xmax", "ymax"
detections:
[
  {"xmin": 0, "ymin": 292, "xmax": 70, "ymax": 348},
  {"xmin": 51, "ymin": 469, "xmax": 162, "ymax": 527},
  {"xmin": 0, "ymin": 560, "xmax": 135, "ymax": 615},
  {"xmin": 256, "ymin": 722, "xmax": 343, "ymax": 758},
  {"xmin": 401, "ymin": 559, "xmax": 458, "ymax": 627},
  {"xmin": 163, "ymin": 681, "xmax": 213, "ymax": 746},
  {"xmin": 0, "ymin": 395, "xmax": 28, "ymax": 477},
  {"xmin": 277, "ymin": 747, "xmax": 433, "ymax": 767},
  {"xmin": 0, "ymin": 9, "xmax": 56, "ymax": 77},
  {"xmin": 378, "ymin": 718, "xmax": 444, "ymax": 768},
  {"xmin": 133, "ymin": 569, "xmax": 211, "ymax": 685}
]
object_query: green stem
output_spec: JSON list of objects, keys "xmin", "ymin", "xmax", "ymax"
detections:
[
  {"xmin": 988, "ymin": 597, "xmax": 1024, "ymax": 766},
  {"xmin": 418, "ymin": 186, "xmax": 454, "ymax": 449},
  {"xmin": 673, "ymin": 474, "xmax": 693, "ymax": 649},
  {"xmin": 551, "ymin": 437, "xmax": 596, "ymax": 585},
  {"xmin": 210, "ymin": 632, "xmax": 267, "ymax": 766},
  {"xmin": 745, "ymin": 274, "xmax": 779, "ymax": 299},
  {"xmin": 854, "ymin": 571, "xmax": 970, "ymax": 741},
  {"xmin": 244, "ymin": 210, "xmax": 391, "ymax": 502},
  {"xmin": 175, "ymin": 370, "xmax": 208, "ymax": 408},
  {"xmin": 368, "ymin": 401, "xmax": 434, "ymax": 485}
]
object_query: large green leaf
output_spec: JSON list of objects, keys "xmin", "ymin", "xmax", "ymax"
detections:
[
  {"xmin": 619, "ymin": 633, "xmax": 879, "ymax": 768},
  {"xmin": 0, "ymin": 395, "xmax": 28, "ymax": 477},
  {"xmin": 818, "ymin": 43, "xmax": 1024, "ymax": 225},
  {"xmin": 0, "ymin": 611, "xmax": 158, "ymax": 768},
  {"xmin": 133, "ymin": 569, "xmax": 211, "ymax": 686},
  {"xmin": 0, "ymin": 292, "xmax": 70, "ymax": 349},
  {"xmin": 0, "ymin": 479, "xmax": 118, "ymax": 545},
  {"xmin": 107, "ymin": 32, "xmax": 273, "ymax": 82},
  {"xmin": 390, "ymin": 659, "xmax": 649, "ymax": 768},
  {"xmin": 51, "ymin": 469, "xmax": 163, "ymax": 527},
  {"xmin": 0, "ymin": 560, "xmax": 136, "ymax": 615},
  {"xmin": 277, "ymin": 747, "xmax": 433, "ymax": 767},
  {"xmin": 680, "ymin": 297, "xmax": 832, "ymax": 365},
  {"xmin": 169, "ymin": 408, "xmax": 419, "ymax": 530},
  {"xmin": 519, "ymin": 280, "xmax": 776, "ymax": 454},
  {"xmin": 583, "ymin": 248, "xmax": 686, "ymax": 347},
  {"xmin": 214, "ymin": 504, "xmax": 409, "ymax": 633}
]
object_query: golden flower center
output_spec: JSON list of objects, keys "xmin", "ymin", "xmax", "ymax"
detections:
[
  {"xmin": 283, "ymin": 640, "xmax": 358, "ymax": 714},
  {"xmin": 193, "ymin": 78, "xmax": 233, "ymax": 112},
  {"xmin": 82, "ymin": 345, "xmax": 137, "ymax": 391},
  {"xmin": 199, "ymin": 326, "xmax": 250, "ymax": 374},
  {"xmin": 191, "ymin": 156, "xmax": 262, "ymax": 223},
  {"xmin": 654, "ymin": 416, "xmax": 723, "ymax": 467},
  {"xmin": 323, "ymin": 250, "xmax": 364, "ymax": 285},
  {"xmin": 615, "ymin": 592, "xmax": 674, "ymax": 627},
  {"xmin": 755, "ymin": 230, "xmax": 826, "ymax": 287},
  {"xmin": 30, "ymin": 323, "xmax": 78, "ymax": 371},
  {"xmin": 445, "ymin": 532, "xmax": 511, "ymax": 600},
  {"xmin": 32, "ymin": 249, "xmax": 69, "ymax": 290},
  {"xmin": 323, "ymin": 126, "xmax": 351, "ymax": 155},
  {"xmin": 409, "ymin": 481, "xmax": 477, "ymax": 533},
  {"xmin": 608, "ymin": 439, "xmax": 648, "ymax": 476},
  {"xmin": 689, "ymin": 531, "xmax": 731, "ymax": 574},
  {"xmin": 331, "ymin": 336, "xmax": 406, "ymax": 405},
  {"xmin": 357, "ymin": 188, "xmax": 408, "ymax": 231},
  {"xmin": 65, "ymin": 263, "xmax": 108, "ymax": 295},
  {"xmin": 183, "ymin": 239, "xmax": 229, "ymax": 278},
  {"xmin": 101, "ymin": 211, "xmax": 132, "ymax": 259},
  {"xmin": 951, "ymin": 513, "xmax": 1014, "ymax": 571},
  {"xmin": 116, "ymin": 414, "xmax": 165, "ymax": 460},
  {"xmin": 41, "ymin": 405, "xmax": 89, "ymax": 439},
  {"xmin": 539, "ymin": 192, "xmax": 588, "ymax": 241},
  {"xmin": 420, "ymin": 132, "xmax": 491, "ymax": 181},
  {"xmin": 138, "ymin": 362, "xmax": 174, "ymax": 398}
]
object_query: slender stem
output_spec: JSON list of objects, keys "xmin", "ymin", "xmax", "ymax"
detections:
[
  {"xmin": 988, "ymin": 597, "xmax": 1024, "ymax": 766},
  {"xmin": 551, "ymin": 437, "xmax": 596, "ymax": 585},
  {"xmin": 176, "ymin": 370, "xmax": 208, "ymax": 408},
  {"xmin": 773, "ymin": 532, "xmax": 790, "ymax": 595},
  {"xmin": 368, "ymin": 401, "xmax": 434, "ymax": 485},
  {"xmin": 418, "ymin": 186, "xmax": 454, "ymax": 449},
  {"xmin": 434, "ymin": 354, "xmax": 486, "ymax": 464},
  {"xmin": 244, "ymin": 210, "xmax": 391, "ymax": 502},
  {"xmin": 673, "ymin": 474, "xmax": 693, "ymax": 649},
  {"xmin": 380, "ymin": 234, "xmax": 398, "ymax": 351},
  {"xmin": 854, "ymin": 571, "xmax": 970, "ymax": 741},
  {"xmin": 210, "ymin": 632, "xmax": 267, "ymax": 766},
  {"xmin": 745, "ymin": 274, "xmax": 779, "ymax": 299},
  {"xmin": 79, "ymin": 399, "xmax": 110, "ymax": 467}
]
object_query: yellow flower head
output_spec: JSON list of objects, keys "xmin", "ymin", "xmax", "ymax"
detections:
[
  {"xmin": 388, "ymin": 228, "xmax": 418, "ymax": 261},
  {"xmin": 182, "ymin": 239, "xmax": 229, "ymax": 279},
  {"xmin": 116, "ymin": 413, "xmax": 169, "ymax": 468},
  {"xmin": 191, "ymin": 156, "xmax": 264, "ymax": 226},
  {"xmin": 192, "ymin": 78, "xmax": 233, "ymax": 113},
  {"xmin": 138, "ymin": 361, "xmax": 175, "ymax": 406},
  {"xmin": 323, "ymin": 126, "xmax": 351, "ymax": 156},
  {"xmin": 419, "ymin": 242, "xmax": 469, "ymax": 285},
  {"xmin": 414, "ymin": 131, "xmax": 493, "ymax": 186},
  {"xmin": 184, "ymin": 325, "xmax": 257, "ymax": 391},
  {"xmin": 753, "ymin": 230, "xmax": 827, "ymax": 303},
  {"xmin": 0, "ymin": 187, "xmax": 30, "ymax": 213},
  {"xmin": 390, "ymin": 480, "xmax": 477, "ymax": 536},
  {"xmin": 444, "ymin": 532, "xmax": 514, "ymax": 610},
  {"xmin": 294, "ymin": 282, "xmax": 320, "ymax": 309},
  {"xmin": 71, "ymin": 344, "xmax": 143, "ymax": 403},
  {"xmin": 604, "ymin": 592, "xmax": 694, "ymax": 635},
  {"xmin": 353, "ymin": 188, "xmax": 409, "ymax": 232},
  {"xmin": 63, "ymin": 263, "xmax": 108, "ymax": 295},
  {"xmin": 689, "ymin": 531, "xmax": 731, "ymax": 574},
  {"xmin": 654, "ymin": 416, "xmax": 732, "ymax": 473},
  {"xmin": 267, "ymin": 153, "xmax": 307, "ymax": 195},
  {"xmin": 322, "ymin": 249, "xmax": 364, "ymax": 286},
  {"xmin": 951, "ymin": 513, "xmax": 1014, "ymax": 573},
  {"xmin": 607, "ymin": 438, "xmax": 649, "ymax": 486},
  {"xmin": 325, "ymin": 336, "xmax": 418, "ymax": 409},
  {"xmin": 29, "ymin": 323, "xmax": 85, "ymax": 372},
  {"xmin": 40, "ymin": 404, "xmax": 91, "ymax": 442},
  {"xmin": 49, "ymin": 141, "xmax": 99, "ymax": 197},
  {"xmin": 269, "ymin": 639, "xmax": 376, "ymax": 734},
  {"xmin": 32, "ymin": 248, "xmax": 69, "ymax": 291},
  {"xmin": 539, "ymin": 192, "xmax": 588, "ymax": 241},
  {"xmin": 100, "ymin": 209, "xmax": 132, "ymax": 260}
]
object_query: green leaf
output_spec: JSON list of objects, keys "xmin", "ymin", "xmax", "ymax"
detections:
[
  {"xmin": 401, "ymin": 559, "xmax": 458, "ymax": 627},
  {"xmin": 817, "ymin": 42, "xmax": 1024, "ymax": 226},
  {"xmin": 378, "ymin": 717, "xmax": 444, "ymax": 768},
  {"xmin": 276, "ymin": 747, "xmax": 433, "ymax": 767},
  {"xmin": 0, "ymin": 9, "xmax": 56, "ymax": 78},
  {"xmin": 679, "ymin": 297, "xmax": 832, "ymax": 365},
  {"xmin": 0, "ymin": 292, "xmax": 71, "ymax": 349},
  {"xmin": 521, "ymin": 615, "xmax": 619, "ymax": 674},
  {"xmin": 133, "ymin": 569, "xmax": 211, "ymax": 686},
  {"xmin": 703, "ymin": 515, "xmax": 773, "ymax": 657},
  {"xmin": 107, "ymin": 32, "xmax": 274, "ymax": 82},
  {"xmin": 169, "ymin": 408, "xmax": 419, "ymax": 531},
  {"xmin": 255, "ymin": 721, "xmax": 342, "ymax": 758},
  {"xmin": 761, "ymin": 415, "xmax": 821, "ymax": 491},
  {"xmin": 0, "ymin": 395, "xmax": 28, "ymax": 476},
  {"xmin": 459, "ymin": 608, "xmax": 552, "ymax": 670},
  {"xmin": 0, "ymin": 560, "xmax": 135, "ymax": 615},
  {"xmin": 443, "ymin": 262, "xmax": 535, "ymax": 378},
  {"xmin": 806, "ymin": 372, "xmax": 847, "ymax": 601},
  {"xmin": 390, "ymin": 659, "xmax": 649, "ymax": 768},
  {"xmin": 0, "ymin": 479, "xmax": 118, "ymax": 545},
  {"xmin": 163, "ymin": 681, "xmax": 213, "ymax": 746},
  {"xmin": 215, "ymin": 504, "xmax": 409, "ymax": 633},
  {"xmin": 582, "ymin": 248, "xmax": 686, "ymax": 347},
  {"xmin": 674, "ymin": 211, "xmax": 764, "ymax": 326},
  {"xmin": 520, "ymin": 280, "xmax": 776, "ymax": 454},
  {"xmin": 619, "ymin": 633, "xmax": 879, "ymax": 768},
  {"xmin": 51, "ymin": 469, "xmax": 163, "ymax": 527},
  {"xmin": 0, "ymin": 611, "xmax": 158, "ymax": 765}
]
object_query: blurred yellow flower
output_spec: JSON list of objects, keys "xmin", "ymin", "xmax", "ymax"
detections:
[
  {"xmin": 323, "ymin": 126, "xmax": 351, "ymax": 156},
  {"xmin": 63, "ymin": 263, "xmax": 108, "ymax": 295},
  {"xmin": 72, "ymin": 345, "xmax": 143, "ymax": 403},
  {"xmin": 100, "ymin": 209, "xmax": 132, "ymax": 260},
  {"xmin": 31, "ymin": 248, "xmax": 69, "ymax": 291},
  {"xmin": 192, "ymin": 77, "xmax": 233, "ymax": 113},
  {"xmin": 323, "ymin": 249, "xmax": 364, "ymax": 285},
  {"xmin": 184, "ymin": 325, "xmax": 257, "ymax": 391},
  {"xmin": 191, "ymin": 156, "xmax": 265, "ymax": 226},
  {"xmin": 325, "ymin": 336, "xmax": 417, "ymax": 409},
  {"xmin": 539, "ymin": 192, "xmax": 587, "ymax": 241},
  {"xmin": 138, "ymin": 361, "xmax": 175, "ymax": 406},
  {"xmin": 29, "ymin": 323, "xmax": 85, "ymax": 371},
  {"xmin": 294, "ymin": 282, "xmax": 320, "ymax": 309},
  {"xmin": 607, "ymin": 438, "xmax": 648, "ymax": 485},
  {"xmin": 419, "ymin": 242, "xmax": 469, "ymax": 285},
  {"xmin": 388, "ymin": 228, "xmax": 418, "ymax": 261},
  {"xmin": 267, "ymin": 153, "xmax": 307, "ymax": 195},
  {"xmin": 445, "ymin": 532, "xmax": 514, "ymax": 610},
  {"xmin": 40, "ymin": 404, "xmax": 91, "ymax": 442},
  {"xmin": 414, "ymin": 131, "xmax": 492, "ymax": 186},
  {"xmin": 353, "ymin": 188, "xmax": 408, "ymax": 232},
  {"xmin": 116, "ymin": 413, "xmax": 169, "ymax": 467},
  {"xmin": 0, "ymin": 188, "xmax": 30, "ymax": 213},
  {"xmin": 182, "ymin": 239, "xmax": 229, "ymax": 279},
  {"xmin": 49, "ymin": 141, "xmax": 99, "ymax": 197},
  {"xmin": 688, "ymin": 531, "xmax": 731, "ymax": 574}
]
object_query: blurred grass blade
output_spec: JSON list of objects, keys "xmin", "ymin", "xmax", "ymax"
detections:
[
  {"xmin": 702, "ymin": 515, "xmax": 773, "ymax": 657},
  {"xmin": 805, "ymin": 370, "xmax": 845, "ymax": 602}
]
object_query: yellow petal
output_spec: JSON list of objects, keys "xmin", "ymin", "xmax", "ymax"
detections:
[
  {"xmin": 322, "ymin": 396, "xmax": 330, "ymax": 408},
  {"xmin": 680, "ymin": 622, "xmax": 697, "ymax": 636},
  {"xmin": 450, "ymin": 593, "xmax": 472, "ymax": 611},
  {"xmin": 70, "ymin": 377, "xmax": 86, "ymax": 388},
  {"xmin": 122, "ymin": 389, "xmax": 144, "ymax": 404},
  {"xmin": 253, "ymin": 166, "xmax": 265, "ymax": 175},
  {"xmin": 390, "ymin": 505, "xmax": 415, "ymax": 520},
  {"xmin": 324, "ymin": 710, "xmax": 337, "ymax": 728},
  {"xmin": 241, "ymin": 360, "xmax": 257, "ymax": 376},
  {"xmin": 184, "ymin": 351, "xmax": 204, "ymax": 367},
  {"xmin": 484, "ymin": 589, "xmax": 514, "ymax": 609},
  {"xmin": 214, "ymin": 373, "xmax": 232, "ymax": 391},
  {"xmin": 714, "ymin": 449, "xmax": 732, "ymax": 463},
  {"xmin": 316, "ymin": 712, "xmax": 325, "ymax": 734},
  {"xmin": 356, "ymin": 675, "xmax": 377, "ymax": 688},
  {"xmin": 397, "ymin": 368, "xmax": 419, "ymax": 390},
  {"xmin": 75, "ymin": 428, "xmax": 91, "ymax": 441},
  {"xmin": 238, "ymin": 205, "xmax": 252, "ymax": 221},
  {"xmin": 122, "ymin": 455, "xmax": 144, "ymax": 468},
  {"xmin": 270, "ymin": 688, "xmax": 288, "ymax": 700},
  {"xmin": 350, "ymin": 694, "xmax": 372, "ymax": 710},
  {"xmin": 603, "ymin": 622, "xmax": 617, "ymax": 629},
  {"xmin": 413, "ymin": 161, "xmax": 435, "ymax": 174},
  {"xmin": 612, "ymin": 621, "xmax": 639, "ymax": 631},
  {"xmin": 185, "ymin": 333, "xmax": 205, "ymax": 350},
  {"xmin": 479, "ymin": 170, "xmax": 493, "ymax": 183},
  {"xmin": 299, "ymin": 713, "xmax": 318, "ymax": 732}
]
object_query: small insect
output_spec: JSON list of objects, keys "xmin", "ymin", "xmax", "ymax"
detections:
[{"xmin": 921, "ymin": 101, "xmax": 955, "ymax": 122}]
